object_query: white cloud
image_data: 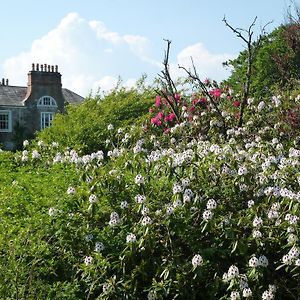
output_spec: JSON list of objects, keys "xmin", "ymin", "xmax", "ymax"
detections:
[
  {"xmin": 170, "ymin": 43, "xmax": 235, "ymax": 81},
  {"xmin": 2, "ymin": 12, "xmax": 159, "ymax": 97},
  {"xmin": 2, "ymin": 13, "xmax": 235, "ymax": 97}
]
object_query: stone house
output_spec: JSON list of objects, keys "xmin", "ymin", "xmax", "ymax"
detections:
[{"xmin": 0, "ymin": 63, "xmax": 84, "ymax": 149}]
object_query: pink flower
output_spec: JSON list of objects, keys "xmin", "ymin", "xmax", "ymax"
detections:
[
  {"xmin": 149, "ymin": 108, "xmax": 154, "ymax": 113},
  {"xmin": 165, "ymin": 113, "xmax": 176, "ymax": 122},
  {"xmin": 151, "ymin": 117, "xmax": 158, "ymax": 125},
  {"xmin": 209, "ymin": 88, "xmax": 222, "ymax": 98},
  {"xmin": 151, "ymin": 117, "xmax": 162, "ymax": 126},
  {"xmin": 155, "ymin": 96, "xmax": 161, "ymax": 108},
  {"xmin": 157, "ymin": 111, "xmax": 164, "ymax": 119},
  {"xmin": 233, "ymin": 101, "xmax": 241, "ymax": 107}
]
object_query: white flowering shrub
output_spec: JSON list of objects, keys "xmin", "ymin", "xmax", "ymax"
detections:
[{"xmin": 0, "ymin": 85, "xmax": 300, "ymax": 299}]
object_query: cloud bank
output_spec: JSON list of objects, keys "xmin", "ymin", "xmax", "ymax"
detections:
[{"xmin": 2, "ymin": 13, "xmax": 234, "ymax": 97}]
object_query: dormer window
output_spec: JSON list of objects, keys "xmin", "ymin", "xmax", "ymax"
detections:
[{"xmin": 37, "ymin": 96, "xmax": 57, "ymax": 107}]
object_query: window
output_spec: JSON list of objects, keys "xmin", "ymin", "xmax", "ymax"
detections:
[
  {"xmin": 37, "ymin": 96, "xmax": 57, "ymax": 107},
  {"xmin": 41, "ymin": 112, "xmax": 54, "ymax": 129},
  {"xmin": 0, "ymin": 110, "xmax": 12, "ymax": 132}
]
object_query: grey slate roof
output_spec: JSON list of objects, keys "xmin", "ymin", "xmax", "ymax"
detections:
[{"xmin": 0, "ymin": 85, "xmax": 84, "ymax": 107}]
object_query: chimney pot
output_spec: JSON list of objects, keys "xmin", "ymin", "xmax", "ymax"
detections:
[
  {"xmin": 6, "ymin": 79, "xmax": 8, "ymax": 86},
  {"xmin": 48, "ymin": 65, "xmax": 50, "ymax": 72},
  {"xmin": 36, "ymin": 63, "xmax": 39, "ymax": 71},
  {"xmin": 1, "ymin": 78, "xmax": 4, "ymax": 85},
  {"xmin": 32, "ymin": 63, "xmax": 35, "ymax": 71},
  {"xmin": 51, "ymin": 65, "xmax": 54, "ymax": 72},
  {"xmin": 44, "ymin": 64, "xmax": 47, "ymax": 72},
  {"xmin": 41, "ymin": 65, "xmax": 44, "ymax": 71},
  {"xmin": 55, "ymin": 65, "xmax": 58, "ymax": 72}
]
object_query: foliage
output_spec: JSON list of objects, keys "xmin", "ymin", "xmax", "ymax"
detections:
[{"xmin": 37, "ymin": 84, "xmax": 155, "ymax": 154}]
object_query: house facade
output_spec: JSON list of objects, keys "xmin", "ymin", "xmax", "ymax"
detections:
[{"xmin": 0, "ymin": 63, "xmax": 84, "ymax": 149}]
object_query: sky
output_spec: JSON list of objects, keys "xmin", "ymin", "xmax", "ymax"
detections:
[{"xmin": 0, "ymin": 0, "xmax": 293, "ymax": 97}]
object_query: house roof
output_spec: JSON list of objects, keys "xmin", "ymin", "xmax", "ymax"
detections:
[{"xmin": 0, "ymin": 85, "xmax": 84, "ymax": 107}]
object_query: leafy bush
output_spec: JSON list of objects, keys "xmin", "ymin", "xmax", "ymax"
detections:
[
  {"xmin": 37, "ymin": 85, "xmax": 154, "ymax": 154},
  {"xmin": 0, "ymin": 82, "xmax": 300, "ymax": 299}
]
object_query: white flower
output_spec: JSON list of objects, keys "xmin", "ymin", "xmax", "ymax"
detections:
[
  {"xmin": 247, "ymin": 200, "xmax": 255, "ymax": 208},
  {"xmin": 181, "ymin": 178, "xmax": 190, "ymax": 188},
  {"xmin": 95, "ymin": 241, "xmax": 105, "ymax": 252},
  {"xmin": 230, "ymin": 291, "xmax": 240, "ymax": 300},
  {"xmin": 135, "ymin": 174, "xmax": 145, "ymax": 185},
  {"xmin": 238, "ymin": 166, "xmax": 248, "ymax": 176},
  {"xmin": 84, "ymin": 256, "xmax": 93, "ymax": 266},
  {"xmin": 107, "ymin": 124, "xmax": 114, "ymax": 130},
  {"xmin": 257, "ymin": 101, "xmax": 265, "ymax": 112},
  {"xmin": 141, "ymin": 216, "xmax": 152, "ymax": 226},
  {"xmin": 120, "ymin": 201, "xmax": 128, "ymax": 209},
  {"xmin": 126, "ymin": 233, "xmax": 136, "ymax": 243},
  {"xmin": 252, "ymin": 230, "xmax": 262, "ymax": 238},
  {"xmin": 262, "ymin": 290, "xmax": 275, "ymax": 300},
  {"xmin": 222, "ymin": 272, "xmax": 229, "ymax": 282},
  {"xmin": 135, "ymin": 194, "xmax": 146, "ymax": 204},
  {"xmin": 32, "ymin": 150, "xmax": 40, "ymax": 159},
  {"xmin": 288, "ymin": 233, "xmax": 297, "ymax": 244},
  {"xmin": 206, "ymin": 199, "xmax": 217, "ymax": 210},
  {"xmin": 109, "ymin": 211, "xmax": 120, "ymax": 227},
  {"xmin": 173, "ymin": 183, "xmax": 183, "ymax": 194},
  {"xmin": 89, "ymin": 194, "xmax": 98, "ymax": 203},
  {"xmin": 67, "ymin": 186, "xmax": 76, "ymax": 195},
  {"xmin": 166, "ymin": 205, "xmax": 174, "ymax": 216},
  {"xmin": 227, "ymin": 265, "xmax": 239, "ymax": 280},
  {"xmin": 48, "ymin": 207, "xmax": 57, "ymax": 217},
  {"xmin": 192, "ymin": 254, "xmax": 203, "ymax": 267},
  {"xmin": 203, "ymin": 209, "xmax": 213, "ymax": 221},
  {"xmin": 249, "ymin": 256, "xmax": 259, "ymax": 267},
  {"xmin": 253, "ymin": 216, "xmax": 263, "ymax": 227},
  {"xmin": 242, "ymin": 288, "xmax": 252, "ymax": 298},
  {"xmin": 21, "ymin": 155, "xmax": 28, "ymax": 162},
  {"xmin": 282, "ymin": 254, "xmax": 293, "ymax": 265},
  {"xmin": 23, "ymin": 140, "xmax": 29, "ymax": 147}
]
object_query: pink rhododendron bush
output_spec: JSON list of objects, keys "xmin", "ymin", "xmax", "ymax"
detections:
[{"xmin": 0, "ymin": 82, "xmax": 300, "ymax": 299}]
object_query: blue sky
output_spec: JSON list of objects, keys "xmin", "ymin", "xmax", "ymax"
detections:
[{"xmin": 0, "ymin": 0, "xmax": 291, "ymax": 96}]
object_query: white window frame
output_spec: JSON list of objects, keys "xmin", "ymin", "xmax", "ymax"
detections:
[
  {"xmin": 0, "ymin": 110, "xmax": 12, "ymax": 132},
  {"xmin": 37, "ymin": 96, "xmax": 57, "ymax": 107},
  {"xmin": 41, "ymin": 112, "xmax": 54, "ymax": 130}
]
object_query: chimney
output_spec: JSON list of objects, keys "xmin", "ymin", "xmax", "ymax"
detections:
[
  {"xmin": 6, "ymin": 79, "xmax": 8, "ymax": 86},
  {"xmin": 24, "ymin": 63, "xmax": 63, "ymax": 107},
  {"xmin": 1, "ymin": 78, "xmax": 4, "ymax": 85}
]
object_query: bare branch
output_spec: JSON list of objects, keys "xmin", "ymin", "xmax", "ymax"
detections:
[
  {"xmin": 156, "ymin": 39, "xmax": 181, "ymax": 122},
  {"xmin": 223, "ymin": 16, "xmax": 270, "ymax": 127},
  {"xmin": 178, "ymin": 59, "xmax": 227, "ymax": 136}
]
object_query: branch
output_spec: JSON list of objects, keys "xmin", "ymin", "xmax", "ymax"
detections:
[
  {"xmin": 223, "ymin": 16, "xmax": 270, "ymax": 127},
  {"xmin": 156, "ymin": 39, "xmax": 181, "ymax": 122},
  {"xmin": 178, "ymin": 59, "xmax": 227, "ymax": 136}
]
